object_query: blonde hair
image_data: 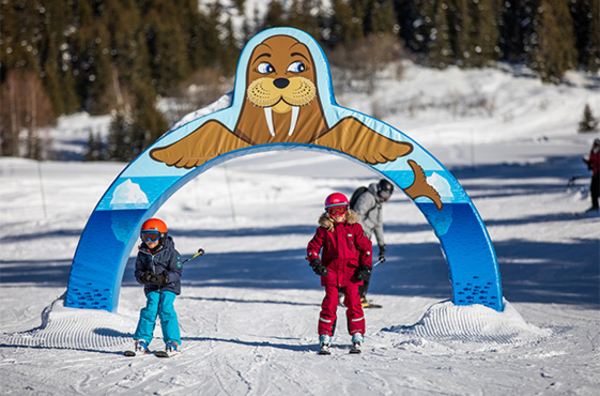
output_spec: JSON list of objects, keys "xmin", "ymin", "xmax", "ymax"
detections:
[{"xmin": 318, "ymin": 210, "xmax": 358, "ymax": 232}]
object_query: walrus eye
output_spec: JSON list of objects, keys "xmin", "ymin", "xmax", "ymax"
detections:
[
  {"xmin": 257, "ymin": 62, "xmax": 275, "ymax": 74},
  {"xmin": 287, "ymin": 61, "xmax": 306, "ymax": 73}
]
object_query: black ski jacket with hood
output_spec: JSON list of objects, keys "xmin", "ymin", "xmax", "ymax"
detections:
[{"xmin": 134, "ymin": 236, "xmax": 183, "ymax": 295}]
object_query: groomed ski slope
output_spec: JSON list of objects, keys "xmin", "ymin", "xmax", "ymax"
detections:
[{"xmin": 1, "ymin": 61, "xmax": 599, "ymax": 395}]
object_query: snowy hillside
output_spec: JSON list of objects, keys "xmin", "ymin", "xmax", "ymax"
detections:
[{"xmin": 1, "ymin": 62, "xmax": 599, "ymax": 395}]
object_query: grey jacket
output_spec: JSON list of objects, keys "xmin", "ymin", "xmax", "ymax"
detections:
[{"xmin": 354, "ymin": 183, "xmax": 385, "ymax": 247}]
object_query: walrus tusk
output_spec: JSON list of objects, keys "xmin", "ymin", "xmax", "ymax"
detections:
[
  {"xmin": 264, "ymin": 107, "xmax": 275, "ymax": 136},
  {"xmin": 288, "ymin": 106, "xmax": 299, "ymax": 136}
]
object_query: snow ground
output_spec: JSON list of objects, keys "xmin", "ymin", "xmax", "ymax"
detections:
[{"xmin": 1, "ymin": 61, "xmax": 599, "ymax": 395}]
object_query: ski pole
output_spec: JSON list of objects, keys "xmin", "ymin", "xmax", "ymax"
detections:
[
  {"xmin": 567, "ymin": 174, "xmax": 588, "ymax": 186},
  {"xmin": 182, "ymin": 248, "xmax": 205, "ymax": 264},
  {"xmin": 372, "ymin": 256, "xmax": 386, "ymax": 268}
]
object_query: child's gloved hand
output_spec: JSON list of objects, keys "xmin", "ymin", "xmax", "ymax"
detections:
[
  {"xmin": 152, "ymin": 271, "xmax": 169, "ymax": 285},
  {"xmin": 309, "ymin": 259, "xmax": 328, "ymax": 276},
  {"xmin": 354, "ymin": 265, "xmax": 371, "ymax": 281},
  {"xmin": 140, "ymin": 271, "xmax": 154, "ymax": 284}
]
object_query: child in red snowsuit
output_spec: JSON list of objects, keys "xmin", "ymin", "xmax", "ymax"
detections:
[{"xmin": 307, "ymin": 192, "xmax": 372, "ymax": 353}]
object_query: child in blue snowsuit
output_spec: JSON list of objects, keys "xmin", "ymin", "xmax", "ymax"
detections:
[{"xmin": 132, "ymin": 218, "xmax": 183, "ymax": 356}]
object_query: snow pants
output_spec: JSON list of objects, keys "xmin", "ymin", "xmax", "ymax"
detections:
[
  {"xmin": 134, "ymin": 290, "xmax": 181, "ymax": 346},
  {"xmin": 318, "ymin": 284, "xmax": 365, "ymax": 337},
  {"xmin": 591, "ymin": 173, "xmax": 599, "ymax": 209}
]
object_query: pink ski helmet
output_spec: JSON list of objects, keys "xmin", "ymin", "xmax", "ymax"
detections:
[{"xmin": 324, "ymin": 192, "xmax": 349, "ymax": 209}]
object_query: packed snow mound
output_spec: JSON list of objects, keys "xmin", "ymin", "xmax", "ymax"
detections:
[
  {"xmin": 382, "ymin": 300, "xmax": 551, "ymax": 348},
  {"xmin": 0, "ymin": 296, "xmax": 134, "ymax": 351}
]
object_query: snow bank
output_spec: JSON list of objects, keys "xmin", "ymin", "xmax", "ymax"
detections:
[
  {"xmin": 0, "ymin": 295, "xmax": 134, "ymax": 351},
  {"xmin": 381, "ymin": 300, "xmax": 551, "ymax": 351}
]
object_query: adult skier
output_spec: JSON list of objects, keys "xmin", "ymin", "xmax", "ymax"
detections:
[
  {"xmin": 583, "ymin": 138, "xmax": 600, "ymax": 212},
  {"xmin": 352, "ymin": 179, "xmax": 394, "ymax": 306}
]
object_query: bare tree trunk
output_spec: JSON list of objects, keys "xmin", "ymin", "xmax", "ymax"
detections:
[
  {"xmin": 1, "ymin": 70, "xmax": 55, "ymax": 158},
  {"xmin": 112, "ymin": 65, "xmax": 124, "ymax": 108},
  {"xmin": 9, "ymin": 74, "xmax": 20, "ymax": 156},
  {"xmin": 28, "ymin": 76, "xmax": 38, "ymax": 159}
]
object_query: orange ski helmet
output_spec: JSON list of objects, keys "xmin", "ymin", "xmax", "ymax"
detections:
[{"xmin": 140, "ymin": 218, "xmax": 168, "ymax": 244}]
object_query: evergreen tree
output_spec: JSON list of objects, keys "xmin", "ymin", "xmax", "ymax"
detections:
[
  {"xmin": 144, "ymin": 11, "xmax": 190, "ymax": 96},
  {"xmin": 499, "ymin": 0, "xmax": 539, "ymax": 63},
  {"xmin": 528, "ymin": 0, "xmax": 578, "ymax": 83},
  {"xmin": 455, "ymin": 0, "xmax": 501, "ymax": 67},
  {"xmin": 182, "ymin": 0, "xmax": 220, "ymax": 71},
  {"xmin": 85, "ymin": 130, "xmax": 106, "ymax": 161},
  {"xmin": 410, "ymin": 0, "xmax": 438, "ymax": 55},
  {"xmin": 370, "ymin": 0, "xmax": 398, "ymax": 36},
  {"xmin": 427, "ymin": 0, "xmax": 454, "ymax": 68},
  {"xmin": 70, "ymin": 1, "xmax": 113, "ymax": 114},
  {"xmin": 288, "ymin": 0, "xmax": 322, "ymax": 42},
  {"xmin": 107, "ymin": 110, "xmax": 131, "ymax": 162},
  {"xmin": 194, "ymin": 4, "xmax": 225, "ymax": 70},
  {"xmin": 263, "ymin": 0, "xmax": 287, "ymax": 30},
  {"xmin": 0, "ymin": 0, "xmax": 41, "ymax": 79},
  {"xmin": 578, "ymin": 104, "xmax": 599, "ymax": 133},
  {"xmin": 41, "ymin": 40, "xmax": 69, "ymax": 117},
  {"xmin": 100, "ymin": 0, "xmax": 151, "ymax": 89},
  {"xmin": 453, "ymin": 0, "xmax": 472, "ymax": 66},
  {"xmin": 569, "ymin": 0, "xmax": 600, "ymax": 72},
  {"xmin": 106, "ymin": 81, "xmax": 168, "ymax": 162},
  {"xmin": 393, "ymin": 0, "xmax": 426, "ymax": 54},
  {"xmin": 36, "ymin": 0, "xmax": 79, "ymax": 116},
  {"xmin": 220, "ymin": 18, "xmax": 241, "ymax": 76},
  {"xmin": 329, "ymin": 0, "xmax": 364, "ymax": 46},
  {"xmin": 349, "ymin": 0, "xmax": 367, "ymax": 34}
]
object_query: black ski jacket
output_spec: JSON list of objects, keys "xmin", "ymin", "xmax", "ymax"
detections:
[{"xmin": 134, "ymin": 236, "xmax": 183, "ymax": 295}]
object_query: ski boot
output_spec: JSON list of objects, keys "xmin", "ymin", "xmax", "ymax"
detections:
[
  {"xmin": 318, "ymin": 334, "xmax": 332, "ymax": 355},
  {"xmin": 124, "ymin": 339, "xmax": 148, "ymax": 356},
  {"xmin": 156, "ymin": 341, "xmax": 180, "ymax": 358},
  {"xmin": 361, "ymin": 297, "xmax": 370, "ymax": 308},
  {"xmin": 350, "ymin": 333, "xmax": 363, "ymax": 354}
]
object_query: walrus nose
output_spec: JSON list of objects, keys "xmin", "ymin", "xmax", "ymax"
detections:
[{"xmin": 273, "ymin": 78, "xmax": 290, "ymax": 89}]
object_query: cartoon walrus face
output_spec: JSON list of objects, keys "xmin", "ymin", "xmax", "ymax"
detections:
[
  {"xmin": 239, "ymin": 35, "xmax": 324, "ymax": 141},
  {"xmin": 247, "ymin": 36, "xmax": 317, "ymax": 114}
]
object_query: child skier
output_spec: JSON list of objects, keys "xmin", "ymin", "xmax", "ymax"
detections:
[
  {"xmin": 126, "ymin": 218, "xmax": 183, "ymax": 357},
  {"xmin": 306, "ymin": 192, "xmax": 373, "ymax": 354}
]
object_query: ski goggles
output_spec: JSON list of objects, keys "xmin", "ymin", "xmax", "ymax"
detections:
[
  {"xmin": 140, "ymin": 231, "xmax": 160, "ymax": 242},
  {"xmin": 327, "ymin": 205, "xmax": 348, "ymax": 216}
]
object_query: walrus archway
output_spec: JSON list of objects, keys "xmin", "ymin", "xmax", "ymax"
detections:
[{"xmin": 65, "ymin": 28, "xmax": 503, "ymax": 312}]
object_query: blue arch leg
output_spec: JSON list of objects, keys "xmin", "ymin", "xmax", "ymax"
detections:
[{"xmin": 419, "ymin": 203, "xmax": 503, "ymax": 310}]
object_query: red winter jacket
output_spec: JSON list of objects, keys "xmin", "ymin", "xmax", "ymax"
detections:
[
  {"xmin": 585, "ymin": 149, "xmax": 599, "ymax": 176},
  {"xmin": 307, "ymin": 210, "xmax": 372, "ymax": 288}
]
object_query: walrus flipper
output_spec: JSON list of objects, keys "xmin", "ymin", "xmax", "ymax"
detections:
[
  {"xmin": 150, "ymin": 121, "xmax": 251, "ymax": 169},
  {"xmin": 312, "ymin": 117, "xmax": 413, "ymax": 165},
  {"xmin": 404, "ymin": 159, "xmax": 443, "ymax": 210}
]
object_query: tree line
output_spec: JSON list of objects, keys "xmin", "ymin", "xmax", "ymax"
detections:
[{"xmin": 1, "ymin": 0, "xmax": 598, "ymax": 160}]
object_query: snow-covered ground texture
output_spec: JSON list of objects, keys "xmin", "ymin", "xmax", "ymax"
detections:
[{"xmin": 2, "ymin": 61, "xmax": 600, "ymax": 395}]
